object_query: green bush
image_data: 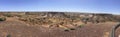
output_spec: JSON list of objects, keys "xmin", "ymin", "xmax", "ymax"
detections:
[
  {"xmin": 0, "ymin": 17, "xmax": 6, "ymax": 21},
  {"xmin": 4, "ymin": 14, "xmax": 13, "ymax": 17}
]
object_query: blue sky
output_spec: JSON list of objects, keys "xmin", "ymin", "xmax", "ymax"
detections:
[{"xmin": 0, "ymin": 0, "xmax": 120, "ymax": 14}]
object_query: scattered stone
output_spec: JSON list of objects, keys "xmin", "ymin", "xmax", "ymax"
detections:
[{"xmin": 1, "ymin": 12, "xmax": 119, "ymax": 30}]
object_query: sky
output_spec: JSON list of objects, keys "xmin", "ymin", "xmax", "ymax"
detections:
[{"xmin": 0, "ymin": 0, "xmax": 120, "ymax": 14}]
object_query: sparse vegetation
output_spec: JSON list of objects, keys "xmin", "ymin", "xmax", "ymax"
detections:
[
  {"xmin": 78, "ymin": 24, "xmax": 84, "ymax": 28},
  {"xmin": 64, "ymin": 29, "xmax": 70, "ymax": 32},
  {"xmin": 70, "ymin": 28, "xmax": 75, "ymax": 30},
  {"xmin": 0, "ymin": 17, "xmax": 6, "ymax": 21},
  {"xmin": 81, "ymin": 17, "xmax": 89, "ymax": 24},
  {"xmin": 16, "ymin": 12, "xmax": 120, "ymax": 31},
  {"xmin": 0, "ymin": 12, "xmax": 119, "ymax": 37},
  {"xmin": 15, "ymin": 15, "xmax": 23, "ymax": 17},
  {"xmin": 6, "ymin": 34, "xmax": 11, "ymax": 37},
  {"xmin": 4, "ymin": 14, "xmax": 13, "ymax": 17},
  {"xmin": 0, "ymin": 12, "xmax": 119, "ymax": 31}
]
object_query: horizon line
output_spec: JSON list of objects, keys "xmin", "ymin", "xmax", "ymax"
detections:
[{"xmin": 0, "ymin": 11, "xmax": 119, "ymax": 15}]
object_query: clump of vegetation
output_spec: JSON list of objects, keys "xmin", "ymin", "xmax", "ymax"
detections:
[
  {"xmin": 19, "ymin": 18, "xmax": 27, "ymax": 21},
  {"xmin": 80, "ymin": 17, "xmax": 89, "ymax": 24},
  {"xmin": 0, "ymin": 17, "xmax": 6, "ymax": 21},
  {"xmin": 64, "ymin": 29, "xmax": 70, "ymax": 32},
  {"xmin": 4, "ymin": 14, "xmax": 13, "ymax": 17},
  {"xmin": 6, "ymin": 34, "xmax": 11, "ymax": 37},
  {"xmin": 70, "ymin": 28, "xmax": 75, "ymax": 30},
  {"xmin": 15, "ymin": 15, "xmax": 23, "ymax": 17},
  {"xmin": 64, "ymin": 28, "xmax": 76, "ymax": 32},
  {"xmin": 78, "ymin": 24, "xmax": 84, "ymax": 28}
]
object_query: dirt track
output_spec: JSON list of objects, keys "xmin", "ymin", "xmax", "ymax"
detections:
[{"xmin": 0, "ymin": 18, "xmax": 120, "ymax": 37}]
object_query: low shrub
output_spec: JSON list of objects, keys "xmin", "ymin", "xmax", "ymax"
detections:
[
  {"xmin": 4, "ymin": 14, "xmax": 13, "ymax": 17},
  {"xmin": 64, "ymin": 29, "xmax": 69, "ymax": 32},
  {"xmin": 78, "ymin": 24, "xmax": 84, "ymax": 28},
  {"xmin": 6, "ymin": 34, "xmax": 11, "ymax": 37},
  {"xmin": 0, "ymin": 17, "xmax": 6, "ymax": 21},
  {"xmin": 70, "ymin": 28, "xmax": 75, "ymax": 30}
]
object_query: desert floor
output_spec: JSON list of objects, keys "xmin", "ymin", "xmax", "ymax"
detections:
[{"xmin": 0, "ymin": 17, "xmax": 119, "ymax": 37}]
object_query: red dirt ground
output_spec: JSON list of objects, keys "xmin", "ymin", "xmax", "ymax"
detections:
[{"xmin": 0, "ymin": 18, "xmax": 119, "ymax": 37}]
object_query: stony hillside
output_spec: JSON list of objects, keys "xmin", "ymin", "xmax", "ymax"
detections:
[
  {"xmin": 0, "ymin": 12, "xmax": 120, "ymax": 29},
  {"xmin": 0, "ymin": 12, "xmax": 120, "ymax": 37}
]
